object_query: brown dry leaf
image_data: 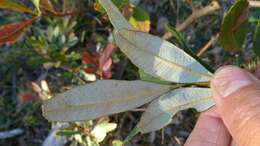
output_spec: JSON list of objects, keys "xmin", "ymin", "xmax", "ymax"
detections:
[
  {"xmin": 42, "ymin": 80, "xmax": 171, "ymax": 122},
  {"xmin": 0, "ymin": 18, "xmax": 37, "ymax": 45},
  {"xmin": 40, "ymin": 0, "xmax": 57, "ymax": 15}
]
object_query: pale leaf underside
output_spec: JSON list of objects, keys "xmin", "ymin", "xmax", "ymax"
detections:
[
  {"xmin": 137, "ymin": 88, "xmax": 215, "ymax": 133},
  {"xmin": 114, "ymin": 29, "xmax": 213, "ymax": 83},
  {"xmin": 42, "ymin": 80, "xmax": 171, "ymax": 122}
]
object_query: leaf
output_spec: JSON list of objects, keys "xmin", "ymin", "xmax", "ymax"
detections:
[
  {"xmin": 40, "ymin": 0, "xmax": 57, "ymax": 14},
  {"xmin": 95, "ymin": 0, "xmax": 129, "ymax": 14},
  {"xmin": 0, "ymin": 18, "xmax": 36, "ymax": 45},
  {"xmin": 253, "ymin": 22, "xmax": 260, "ymax": 57},
  {"xmin": 129, "ymin": 6, "xmax": 150, "ymax": 32},
  {"xmin": 166, "ymin": 25, "xmax": 214, "ymax": 73},
  {"xmin": 99, "ymin": 0, "xmax": 212, "ymax": 83},
  {"xmin": 31, "ymin": 0, "xmax": 41, "ymax": 15},
  {"xmin": 0, "ymin": 0, "xmax": 37, "ymax": 15},
  {"xmin": 137, "ymin": 88, "xmax": 215, "ymax": 133},
  {"xmin": 114, "ymin": 29, "xmax": 213, "ymax": 83},
  {"xmin": 219, "ymin": 0, "xmax": 249, "ymax": 51},
  {"xmin": 42, "ymin": 80, "xmax": 171, "ymax": 122},
  {"xmin": 139, "ymin": 69, "xmax": 171, "ymax": 85},
  {"xmin": 112, "ymin": 140, "xmax": 123, "ymax": 146},
  {"xmin": 166, "ymin": 25, "xmax": 190, "ymax": 53},
  {"xmin": 99, "ymin": 43, "xmax": 116, "ymax": 71},
  {"xmin": 98, "ymin": 0, "xmax": 134, "ymax": 30},
  {"xmin": 91, "ymin": 122, "xmax": 117, "ymax": 142}
]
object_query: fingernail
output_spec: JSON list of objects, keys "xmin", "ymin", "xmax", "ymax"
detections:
[{"xmin": 213, "ymin": 66, "xmax": 255, "ymax": 98}]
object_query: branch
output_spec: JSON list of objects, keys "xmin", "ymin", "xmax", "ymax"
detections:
[
  {"xmin": 197, "ymin": 33, "xmax": 219, "ymax": 57},
  {"xmin": 163, "ymin": 0, "xmax": 220, "ymax": 39},
  {"xmin": 163, "ymin": 0, "xmax": 259, "ymax": 40}
]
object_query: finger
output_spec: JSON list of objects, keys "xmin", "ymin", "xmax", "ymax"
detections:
[
  {"xmin": 184, "ymin": 107, "xmax": 231, "ymax": 146},
  {"xmin": 211, "ymin": 66, "xmax": 260, "ymax": 146}
]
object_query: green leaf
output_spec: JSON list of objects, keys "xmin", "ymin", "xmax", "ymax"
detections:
[
  {"xmin": 56, "ymin": 129, "xmax": 81, "ymax": 136},
  {"xmin": 137, "ymin": 88, "xmax": 215, "ymax": 133},
  {"xmin": 129, "ymin": 6, "xmax": 150, "ymax": 32},
  {"xmin": 253, "ymin": 22, "xmax": 260, "ymax": 57},
  {"xmin": 219, "ymin": 0, "xmax": 249, "ymax": 51},
  {"xmin": 42, "ymin": 80, "xmax": 171, "ymax": 122},
  {"xmin": 0, "ymin": 0, "xmax": 37, "ymax": 15},
  {"xmin": 114, "ymin": 29, "xmax": 213, "ymax": 83}
]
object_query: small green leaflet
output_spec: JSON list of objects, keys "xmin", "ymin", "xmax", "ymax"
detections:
[{"xmin": 219, "ymin": 0, "xmax": 249, "ymax": 51}]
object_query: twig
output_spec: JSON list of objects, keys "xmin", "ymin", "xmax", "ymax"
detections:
[
  {"xmin": 197, "ymin": 33, "xmax": 219, "ymax": 57},
  {"xmin": 250, "ymin": 0, "xmax": 260, "ymax": 8},
  {"xmin": 176, "ymin": 0, "xmax": 220, "ymax": 31},
  {"xmin": 163, "ymin": 0, "xmax": 259, "ymax": 40},
  {"xmin": 163, "ymin": 1, "xmax": 220, "ymax": 39}
]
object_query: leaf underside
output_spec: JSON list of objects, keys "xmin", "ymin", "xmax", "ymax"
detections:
[
  {"xmin": 114, "ymin": 29, "xmax": 212, "ymax": 83},
  {"xmin": 42, "ymin": 80, "xmax": 171, "ymax": 122},
  {"xmin": 137, "ymin": 87, "xmax": 215, "ymax": 133},
  {"xmin": 99, "ymin": 0, "xmax": 212, "ymax": 83}
]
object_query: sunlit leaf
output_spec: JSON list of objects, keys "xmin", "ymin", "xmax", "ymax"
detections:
[
  {"xmin": 42, "ymin": 80, "xmax": 171, "ymax": 122},
  {"xmin": 137, "ymin": 88, "xmax": 214, "ymax": 133},
  {"xmin": 253, "ymin": 22, "xmax": 260, "ymax": 57},
  {"xmin": 31, "ymin": 0, "xmax": 41, "ymax": 15},
  {"xmin": 91, "ymin": 122, "xmax": 117, "ymax": 142},
  {"xmin": 0, "ymin": 0, "xmax": 37, "ymax": 15},
  {"xmin": 114, "ymin": 29, "xmax": 213, "ymax": 83},
  {"xmin": 112, "ymin": 140, "xmax": 123, "ymax": 146},
  {"xmin": 219, "ymin": 0, "xmax": 249, "ymax": 51},
  {"xmin": 0, "ymin": 18, "xmax": 37, "ymax": 45},
  {"xmin": 129, "ymin": 6, "xmax": 150, "ymax": 32}
]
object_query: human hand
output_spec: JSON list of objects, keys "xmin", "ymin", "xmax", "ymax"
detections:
[{"xmin": 185, "ymin": 66, "xmax": 260, "ymax": 146}]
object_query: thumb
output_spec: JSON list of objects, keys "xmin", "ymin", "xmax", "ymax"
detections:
[{"xmin": 211, "ymin": 66, "xmax": 260, "ymax": 146}]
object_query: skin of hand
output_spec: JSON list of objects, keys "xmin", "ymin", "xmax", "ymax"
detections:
[{"xmin": 184, "ymin": 66, "xmax": 260, "ymax": 146}]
